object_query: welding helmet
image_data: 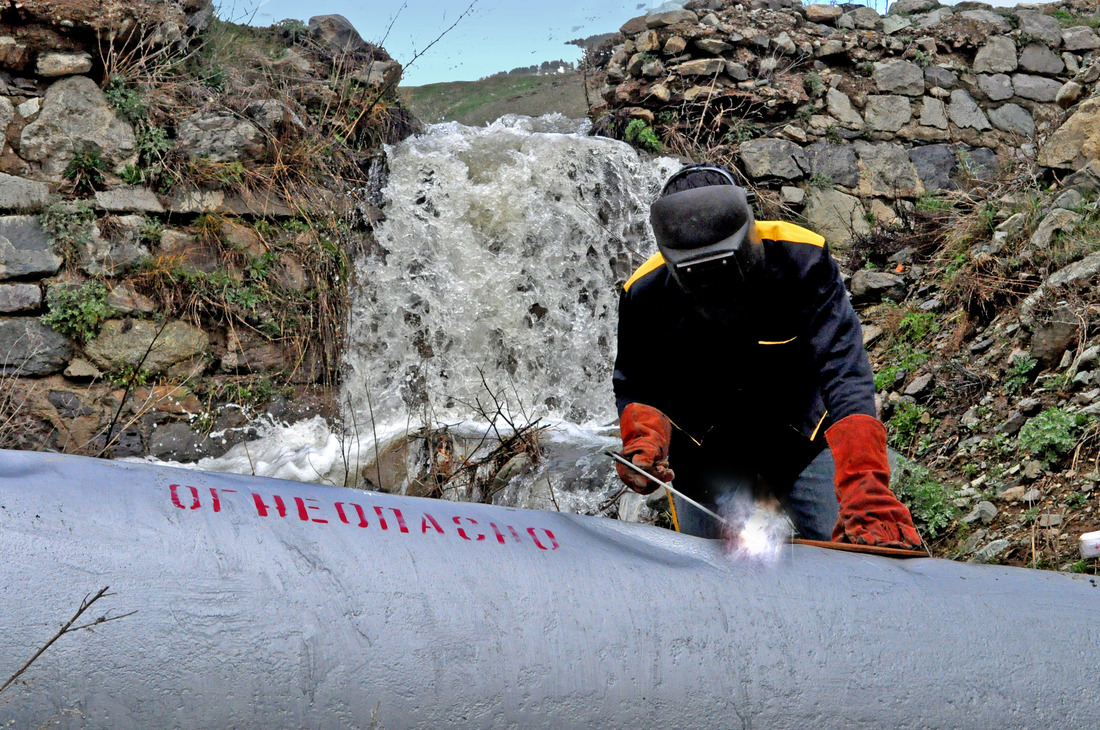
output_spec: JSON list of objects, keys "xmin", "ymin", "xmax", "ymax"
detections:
[{"xmin": 650, "ymin": 166, "xmax": 761, "ymax": 294}]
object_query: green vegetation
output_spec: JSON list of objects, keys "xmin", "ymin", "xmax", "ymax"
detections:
[
  {"xmin": 893, "ymin": 457, "xmax": 958, "ymax": 538},
  {"xmin": 41, "ymin": 280, "xmax": 115, "ymax": 342},
  {"xmin": 63, "ymin": 148, "xmax": 107, "ymax": 195},
  {"xmin": 40, "ymin": 201, "xmax": 96, "ymax": 267},
  {"xmin": 1005, "ymin": 354, "xmax": 1037, "ymax": 395},
  {"xmin": 1018, "ymin": 408, "xmax": 1085, "ymax": 466},
  {"xmin": 875, "ymin": 310, "xmax": 938, "ymax": 392},
  {"xmin": 888, "ymin": 400, "xmax": 930, "ymax": 452},
  {"xmin": 400, "ymin": 72, "xmax": 591, "ymax": 126},
  {"xmin": 624, "ymin": 119, "xmax": 662, "ymax": 153},
  {"xmin": 1049, "ymin": 8, "xmax": 1100, "ymax": 28},
  {"xmin": 915, "ymin": 193, "xmax": 952, "ymax": 212},
  {"xmin": 104, "ymin": 75, "xmax": 148, "ymax": 124}
]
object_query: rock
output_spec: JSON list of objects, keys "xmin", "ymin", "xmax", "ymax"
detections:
[
  {"xmin": 150, "ymin": 422, "xmax": 209, "ymax": 462},
  {"xmin": 873, "ymin": 60, "xmax": 925, "ymax": 96},
  {"xmin": 904, "ymin": 372, "xmax": 934, "ymax": 397},
  {"xmin": 80, "ymin": 216, "xmax": 150, "ymax": 277},
  {"xmin": 1031, "ymin": 317, "xmax": 1079, "ymax": 368},
  {"xmin": 1038, "ymin": 98, "xmax": 1100, "ymax": 170},
  {"xmin": 663, "ymin": 36, "xmax": 687, "ymax": 55},
  {"xmin": 0, "ymin": 282, "xmax": 41, "ymax": 313},
  {"xmin": 1021, "ymin": 487, "xmax": 1042, "ymax": 502},
  {"xmin": 0, "ymin": 36, "xmax": 30, "ymax": 73},
  {"xmin": 1056, "ymin": 81, "xmax": 1084, "ymax": 109},
  {"xmin": 805, "ymin": 5, "xmax": 843, "ymax": 24},
  {"xmin": 354, "ymin": 60, "xmax": 402, "ymax": 89},
  {"xmin": 988, "ymin": 103, "xmax": 1035, "ymax": 137},
  {"xmin": 924, "ymin": 66, "xmax": 957, "ymax": 90},
  {"xmin": 672, "ymin": 58, "xmax": 725, "ymax": 76},
  {"xmin": 94, "ymin": 187, "xmax": 165, "ymax": 214},
  {"xmin": 771, "ymin": 32, "xmax": 796, "ymax": 56},
  {"xmin": 0, "ymin": 318, "xmax": 71, "ymax": 375},
  {"xmin": 816, "ymin": 40, "xmax": 847, "ymax": 58},
  {"xmin": 1012, "ymin": 74, "xmax": 1063, "ymax": 103},
  {"xmin": 962, "ymin": 500, "xmax": 998, "ymax": 524},
  {"xmin": 919, "ymin": 97, "xmax": 948, "ymax": 129},
  {"xmin": 804, "ymin": 141, "xmax": 859, "ymax": 187},
  {"xmin": 854, "ymin": 141, "xmax": 922, "ymax": 198},
  {"xmin": 0, "ymin": 216, "xmax": 61, "ymax": 281},
  {"xmin": 959, "ymin": 528, "xmax": 988, "ymax": 554},
  {"xmin": 973, "ymin": 37, "xmax": 1017, "ymax": 74},
  {"xmin": 84, "ymin": 319, "xmax": 209, "ymax": 376},
  {"xmin": 997, "ymin": 411, "xmax": 1028, "ymax": 435},
  {"xmin": 159, "ymin": 229, "xmax": 218, "ymax": 275},
  {"xmin": 106, "ymin": 283, "xmax": 156, "ymax": 315},
  {"xmin": 960, "ymin": 9, "xmax": 1012, "ymax": 33},
  {"xmin": 1053, "ymin": 189, "xmax": 1084, "ymax": 211},
  {"xmin": 47, "ymin": 390, "xmax": 93, "ymax": 418},
  {"xmin": 826, "ymin": 89, "xmax": 863, "ymax": 128},
  {"xmin": 1017, "ymin": 10, "xmax": 1063, "ymax": 47},
  {"xmin": 804, "ymin": 188, "xmax": 869, "ymax": 244},
  {"xmin": 1029, "ymin": 208, "xmax": 1082, "ymax": 248},
  {"xmin": 0, "ymin": 97, "xmax": 12, "ymax": 137},
  {"xmin": 883, "ymin": 15, "xmax": 913, "ymax": 35},
  {"xmin": 1018, "ymin": 397, "xmax": 1043, "ymax": 415},
  {"xmin": 646, "ymin": 9, "xmax": 697, "ymax": 27},
  {"xmin": 35, "ymin": 52, "xmax": 92, "ymax": 77},
  {"xmin": 888, "ymin": 0, "xmax": 939, "ymax": 14},
  {"xmin": 948, "ymin": 89, "xmax": 991, "ymax": 130},
  {"xmin": 307, "ymin": 14, "xmax": 370, "ymax": 54},
  {"xmin": 245, "ymin": 100, "xmax": 306, "ymax": 135},
  {"xmin": 999, "ymin": 486, "xmax": 1027, "ymax": 502},
  {"xmin": 635, "ymin": 31, "xmax": 659, "ymax": 54},
  {"xmin": 1038, "ymin": 513, "xmax": 1062, "ymax": 528},
  {"xmin": 865, "ymin": 95, "xmax": 912, "ymax": 132},
  {"xmin": 780, "ymin": 186, "xmax": 805, "ymax": 206},
  {"xmin": 221, "ymin": 329, "xmax": 283, "ymax": 373},
  {"xmin": 1062, "ymin": 26, "xmax": 1100, "ymax": 52},
  {"xmin": 0, "ymin": 173, "xmax": 49, "ymax": 212},
  {"xmin": 1018, "ymin": 44, "xmax": 1065, "ymax": 75},
  {"xmin": 908, "ymin": 143, "xmax": 957, "ymax": 191},
  {"xmin": 844, "ymin": 6, "xmax": 883, "ymax": 30},
  {"xmin": 694, "ymin": 38, "xmax": 731, "ymax": 55},
  {"xmin": 63, "ymin": 358, "xmax": 100, "ymax": 380},
  {"xmin": 1021, "ymin": 252, "xmax": 1100, "ymax": 325},
  {"xmin": 977, "ymin": 74, "xmax": 1014, "ymax": 102},
  {"xmin": 850, "ymin": 270, "xmax": 906, "ymax": 303},
  {"xmin": 739, "ymin": 139, "xmax": 808, "ymax": 181},
  {"xmin": 177, "ymin": 113, "xmax": 264, "ymax": 163},
  {"xmin": 972, "ymin": 537, "xmax": 1011, "ymax": 563},
  {"xmin": 619, "ymin": 16, "xmax": 647, "ymax": 35},
  {"xmin": 166, "ymin": 189, "xmax": 225, "ymax": 214},
  {"xmin": 19, "ymin": 76, "xmax": 136, "ymax": 178}
]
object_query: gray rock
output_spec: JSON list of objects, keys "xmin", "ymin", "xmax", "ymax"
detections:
[
  {"xmin": 80, "ymin": 217, "xmax": 150, "ymax": 277},
  {"xmin": 1029, "ymin": 207, "xmax": 1082, "ymax": 248},
  {"xmin": 307, "ymin": 14, "xmax": 370, "ymax": 54},
  {"xmin": 1022, "ymin": 488, "xmax": 1042, "ymax": 502},
  {"xmin": 904, "ymin": 372, "xmax": 934, "ymax": 397},
  {"xmin": 1055, "ymin": 81, "xmax": 1084, "ymax": 109},
  {"xmin": 888, "ymin": 0, "xmax": 940, "ymax": 14},
  {"xmin": 1031, "ymin": 316, "xmax": 1079, "ymax": 367},
  {"xmin": 959, "ymin": 528, "xmax": 988, "ymax": 554},
  {"xmin": 977, "ymin": 73, "xmax": 1014, "ymax": 101},
  {"xmin": 972, "ymin": 537, "xmax": 1012, "ymax": 563},
  {"xmin": 694, "ymin": 38, "xmax": 731, "ymax": 54},
  {"xmin": 843, "ymin": 6, "xmax": 882, "ymax": 30},
  {"xmin": 997, "ymin": 412, "xmax": 1028, "ymax": 436},
  {"xmin": 150, "ymin": 422, "xmax": 209, "ymax": 463},
  {"xmin": 960, "ymin": 9, "xmax": 1012, "ymax": 33},
  {"xmin": 924, "ymin": 66, "xmax": 957, "ymax": 89},
  {"xmin": 771, "ymin": 32, "xmax": 796, "ymax": 55},
  {"xmin": 1017, "ymin": 10, "xmax": 1063, "ymax": 47},
  {"xmin": 725, "ymin": 63, "xmax": 749, "ymax": 81},
  {"xmin": 804, "ymin": 141, "xmax": 859, "ymax": 188},
  {"xmin": 989, "ymin": 103, "xmax": 1035, "ymax": 137},
  {"xmin": 84, "ymin": 319, "xmax": 209, "ymax": 376},
  {"xmin": 883, "ymin": 15, "xmax": 913, "ymax": 35},
  {"xmin": 780, "ymin": 186, "xmax": 805, "ymax": 206},
  {"xmin": 865, "ymin": 95, "xmax": 912, "ymax": 132},
  {"xmin": 177, "ymin": 113, "xmax": 264, "ymax": 163},
  {"xmin": 909, "ymin": 143, "xmax": 958, "ymax": 191},
  {"xmin": 646, "ymin": 8, "xmax": 697, "ymax": 27},
  {"xmin": 673, "ymin": 58, "xmax": 725, "ymax": 76},
  {"xmin": 19, "ymin": 76, "xmax": 136, "ymax": 178},
  {"xmin": 803, "ymin": 188, "xmax": 869, "ymax": 244},
  {"xmin": 973, "ymin": 37, "xmax": 1018, "ymax": 74},
  {"xmin": 1076, "ymin": 63, "xmax": 1100, "ymax": 85},
  {"xmin": 1018, "ymin": 44, "xmax": 1065, "ymax": 75},
  {"xmin": 816, "ymin": 39, "xmax": 847, "ymax": 57},
  {"xmin": 826, "ymin": 88, "xmax": 864, "ymax": 128},
  {"xmin": 0, "ymin": 317, "xmax": 72, "ymax": 375},
  {"xmin": 354, "ymin": 60, "xmax": 402, "ymax": 89},
  {"xmin": 739, "ymin": 139, "xmax": 808, "ymax": 180},
  {"xmin": 915, "ymin": 7, "xmax": 954, "ymax": 28},
  {"xmin": 0, "ymin": 283, "xmax": 41, "ymax": 313},
  {"xmin": 873, "ymin": 59, "xmax": 925, "ymax": 96},
  {"xmin": 106, "ymin": 283, "xmax": 156, "ymax": 315},
  {"xmin": 0, "ymin": 173, "xmax": 49, "ymax": 212},
  {"xmin": 35, "ymin": 52, "xmax": 93, "ymax": 77},
  {"xmin": 805, "ymin": 5, "xmax": 843, "ymax": 24},
  {"xmin": 948, "ymin": 89, "xmax": 991, "ymax": 130},
  {"xmin": 0, "ymin": 97, "xmax": 12, "ymax": 136},
  {"xmin": 1052, "ymin": 189, "xmax": 1084, "ymax": 211},
  {"xmin": 919, "ymin": 96, "xmax": 948, "ymax": 129},
  {"xmin": 64, "ymin": 358, "xmax": 100, "ymax": 380},
  {"xmin": 1038, "ymin": 513, "xmax": 1063, "ymax": 528},
  {"xmin": 850, "ymin": 270, "xmax": 906, "ymax": 302},
  {"xmin": 94, "ymin": 187, "xmax": 165, "ymax": 214},
  {"xmin": 854, "ymin": 141, "xmax": 923, "ymax": 197},
  {"xmin": 962, "ymin": 500, "xmax": 998, "ymax": 524},
  {"xmin": 0, "ymin": 215, "xmax": 61, "ymax": 281},
  {"xmin": 1062, "ymin": 26, "xmax": 1100, "ymax": 52},
  {"xmin": 1021, "ymin": 251, "xmax": 1100, "ymax": 325}
]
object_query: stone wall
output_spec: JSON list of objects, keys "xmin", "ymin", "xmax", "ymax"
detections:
[
  {"xmin": 0, "ymin": 4, "xmax": 408, "ymax": 460},
  {"xmin": 596, "ymin": 0, "xmax": 1100, "ymax": 243}
]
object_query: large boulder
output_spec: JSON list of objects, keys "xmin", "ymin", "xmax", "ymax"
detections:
[
  {"xmin": 0, "ymin": 318, "xmax": 71, "ymax": 375},
  {"xmin": 854, "ymin": 141, "xmax": 922, "ymax": 197},
  {"xmin": 909, "ymin": 144, "xmax": 958, "ymax": 191},
  {"xmin": 739, "ymin": 139, "xmax": 808, "ymax": 181},
  {"xmin": 973, "ymin": 38, "xmax": 1017, "ymax": 74},
  {"xmin": 0, "ymin": 216, "xmax": 61, "ymax": 281},
  {"xmin": 803, "ymin": 188, "xmax": 869, "ymax": 244},
  {"xmin": 177, "ymin": 113, "xmax": 264, "ymax": 163},
  {"xmin": 1037, "ymin": 97, "xmax": 1100, "ymax": 170},
  {"xmin": 948, "ymin": 89, "xmax": 991, "ymax": 131},
  {"xmin": 308, "ymin": 14, "xmax": 371, "ymax": 54},
  {"xmin": 1016, "ymin": 10, "xmax": 1063, "ymax": 47},
  {"xmin": 19, "ymin": 76, "xmax": 136, "ymax": 178},
  {"xmin": 865, "ymin": 95, "xmax": 912, "ymax": 132},
  {"xmin": 804, "ymin": 141, "xmax": 859, "ymax": 188},
  {"xmin": 0, "ymin": 174, "xmax": 49, "ymax": 212},
  {"xmin": 872, "ymin": 60, "xmax": 925, "ymax": 96},
  {"xmin": 85, "ymin": 319, "xmax": 209, "ymax": 376},
  {"xmin": 988, "ymin": 103, "xmax": 1036, "ymax": 137}
]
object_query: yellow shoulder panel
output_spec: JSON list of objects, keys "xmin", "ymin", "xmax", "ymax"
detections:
[
  {"xmin": 624, "ymin": 252, "xmax": 666, "ymax": 292},
  {"xmin": 755, "ymin": 220, "xmax": 825, "ymax": 247}
]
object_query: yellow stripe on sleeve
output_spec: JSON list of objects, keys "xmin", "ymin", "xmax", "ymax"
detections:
[
  {"xmin": 624, "ymin": 252, "xmax": 666, "ymax": 291},
  {"xmin": 755, "ymin": 221, "xmax": 825, "ymax": 247}
]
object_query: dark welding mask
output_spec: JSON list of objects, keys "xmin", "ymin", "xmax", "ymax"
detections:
[{"xmin": 650, "ymin": 184, "xmax": 761, "ymax": 295}]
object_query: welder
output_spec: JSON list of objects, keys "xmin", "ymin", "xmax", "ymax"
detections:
[{"xmin": 612, "ymin": 164, "xmax": 920, "ymax": 548}]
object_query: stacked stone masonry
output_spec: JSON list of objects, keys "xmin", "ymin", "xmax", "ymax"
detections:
[{"xmin": 600, "ymin": 0, "xmax": 1100, "ymax": 244}]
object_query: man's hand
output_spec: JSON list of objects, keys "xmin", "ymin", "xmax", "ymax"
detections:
[
  {"xmin": 617, "ymin": 403, "xmax": 675, "ymax": 495},
  {"xmin": 825, "ymin": 414, "xmax": 922, "ymax": 550}
]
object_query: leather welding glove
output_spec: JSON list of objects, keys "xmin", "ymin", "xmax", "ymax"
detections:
[
  {"xmin": 825, "ymin": 414, "xmax": 922, "ymax": 549},
  {"xmin": 617, "ymin": 403, "xmax": 675, "ymax": 495}
]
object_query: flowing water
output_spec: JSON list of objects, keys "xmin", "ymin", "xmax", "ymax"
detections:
[{"xmin": 155, "ymin": 114, "xmax": 680, "ymax": 518}]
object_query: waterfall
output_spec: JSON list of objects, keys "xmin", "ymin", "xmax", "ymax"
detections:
[{"xmin": 151, "ymin": 114, "xmax": 678, "ymax": 516}]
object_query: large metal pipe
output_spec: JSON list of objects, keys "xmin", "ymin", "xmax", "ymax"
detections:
[{"xmin": 1, "ymin": 449, "xmax": 1098, "ymax": 728}]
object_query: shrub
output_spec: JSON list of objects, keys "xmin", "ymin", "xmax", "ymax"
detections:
[
  {"xmin": 40, "ymin": 201, "xmax": 96, "ymax": 266},
  {"xmin": 41, "ymin": 281, "xmax": 114, "ymax": 342},
  {"xmin": 892, "ymin": 457, "xmax": 957, "ymax": 538},
  {"xmin": 63, "ymin": 148, "xmax": 107, "ymax": 194},
  {"xmin": 888, "ymin": 400, "xmax": 928, "ymax": 451},
  {"xmin": 624, "ymin": 119, "xmax": 662, "ymax": 153},
  {"xmin": 104, "ymin": 75, "xmax": 147, "ymax": 124},
  {"xmin": 1018, "ymin": 408, "xmax": 1083, "ymax": 466},
  {"xmin": 1004, "ymin": 354, "xmax": 1037, "ymax": 395}
]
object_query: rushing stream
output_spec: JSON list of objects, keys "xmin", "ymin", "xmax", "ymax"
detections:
[{"xmin": 152, "ymin": 114, "xmax": 679, "ymax": 518}]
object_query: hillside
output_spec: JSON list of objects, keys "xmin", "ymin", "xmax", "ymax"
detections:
[{"xmin": 400, "ymin": 71, "xmax": 597, "ymax": 126}]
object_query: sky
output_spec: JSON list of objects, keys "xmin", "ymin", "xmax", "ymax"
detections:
[{"xmin": 244, "ymin": 0, "xmax": 665, "ymax": 86}]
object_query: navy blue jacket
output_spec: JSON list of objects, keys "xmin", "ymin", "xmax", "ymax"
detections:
[{"xmin": 613, "ymin": 220, "xmax": 875, "ymax": 482}]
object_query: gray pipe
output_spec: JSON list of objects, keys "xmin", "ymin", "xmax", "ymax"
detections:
[{"xmin": 1, "ymin": 449, "xmax": 1098, "ymax": 729}]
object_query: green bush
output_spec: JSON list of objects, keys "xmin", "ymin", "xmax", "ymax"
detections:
[
  {"xmin": 1018, "ymin": 408, "xmax": 1083, "ymax": 466},
  {"xmin": 624, "ymin": 119, "xmax": 662, "ymax": 153},
  {"xmin": 1004, "ymin": 354, "xmax": 1037, "ymax": 395},
  {"xmin": 104, "ymin": 75, "xmax": 147, "ymax": 124},
  {"xmin": 888, "ymin": 400, "xmax": 928, "ymax": 451},
  {"xmin": 40, "ymin": 201, "xmax": 96, "ymax": 266},
  {"xmin": 41, "ymin": 281, "xmax": 114, "ymax": 342},
  {"xmin": 63, "ymin": 148, "xmax": 106, "ymax": 194},
  {"xmin": 892, "ymin": 457, "xmax": 958, "ymax": 538}
]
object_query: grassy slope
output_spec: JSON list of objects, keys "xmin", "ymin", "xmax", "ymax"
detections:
[{"xmin": 399, "ymin": 71, "xmax": 594, "ymax": 126}]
